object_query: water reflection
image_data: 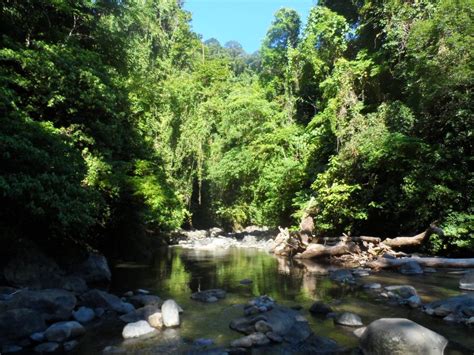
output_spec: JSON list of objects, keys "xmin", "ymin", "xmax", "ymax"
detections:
[{"xmin": 101, "ymin": 247, "xmax": 473, "ymax": 354}]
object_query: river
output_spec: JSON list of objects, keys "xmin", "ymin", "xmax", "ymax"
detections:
[{"xmin": 77, "ymin": 246, "xmax": 474, "ymax": 354}]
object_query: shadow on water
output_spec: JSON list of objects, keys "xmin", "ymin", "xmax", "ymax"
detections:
[{"xmin": 78, "ymin": 247, "xmax": 474, "ymax": 354}]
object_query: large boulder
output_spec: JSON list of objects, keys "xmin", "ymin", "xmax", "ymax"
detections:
[
  {"xmin": 0, "ymin": 308, "xmax": 47, "ymax": 341},
  {"xmin": 122, "ymin": 320, "xmax": 157, "ymax": 339},
  {"xmin": 360, "ymin": 318, "xmax": 448, "ymax": 355},
  {"xmin": 73, "ymin": 254, "xmax": 111, "ymax": 286},
  {"xmin": 1, "ymin": 289, "xmax": 76, "ymax": 321},
  {"xmin": 3, "ymin": 251, "xmax": 63, "ymax": 289},
  {"xmin": 460, "ymin": 270, "xmax": 474, "ymax": 291},
  {"xmin": 81, "ymin": 289, "xmax": 134, "ymax": 314},
  {"xmin": 161, "ymin": 300, "xmax": 180, "ymax": 327},
  {"xmin": 44, "ymin": 321, "xmax": 85, "ymax": 342}
]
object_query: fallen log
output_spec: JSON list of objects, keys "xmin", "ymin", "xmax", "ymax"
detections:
[
  {"xmin": 368, "ymin": 256, "xmax": 474, "ymax": 270},
  {"xmin": 319, "ymin": 236, "xmax": 381, "ymax": 244},
  {"xmin": 295, "ymin": 241, "xmax": 360, "ymax": 259},
  {"xmin": 381, "ymin": 224, "xmax": 444, "ymax": 249}
]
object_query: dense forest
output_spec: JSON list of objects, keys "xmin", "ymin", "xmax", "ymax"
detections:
[{"xmin": 1, "ymin": 0, "xmax": 472, "ymax": 257}]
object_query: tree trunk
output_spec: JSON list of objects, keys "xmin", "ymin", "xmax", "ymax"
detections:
[{"xmin": 368, "ymin": 256, "xmax": 474, "ymax": 269}]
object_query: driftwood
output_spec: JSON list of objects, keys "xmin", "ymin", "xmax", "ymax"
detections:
[
  {"xmin": 295, "ymin": 239, "xmax": 360, "ymax": 259},
  {"xmin": 368, "ymin": 256, "xmax": 474, "ymax": 269},
  {"xmin": 282, "ymin": 219, "xmax": 474, "ymax": 268}
]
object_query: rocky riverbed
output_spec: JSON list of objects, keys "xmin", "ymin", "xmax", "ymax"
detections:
[{"xmin": 1, "ymin": 230, "xmax": 473, "ymax": 354}]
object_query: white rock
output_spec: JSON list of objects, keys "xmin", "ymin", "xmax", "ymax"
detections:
[
  {"xmin": 161, "ymin": 299, "xmax": 180, "ymax": 327},
  {"xmin": 147, "ymin": 312, "xmax": 163, "ymax": 328},
  {"xmin": 122, "ymin": 320, "xmax": 156, "ymax": 339}
]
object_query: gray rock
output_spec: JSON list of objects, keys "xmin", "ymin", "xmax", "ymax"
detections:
[
  {"xmin": 399, "ymin": 260, "xmax": 423, "ymax": 275},
  {"xmin": 2, "ymin": 289, "xmax": 76, "ymax": 321},
  {"xmin": 330, "ymin": 269, "xmax": 355, "ymax": 283},
  {"xmin": 230, "ymin": 315, "xmax": 268, "ymax": 335},
  {"xmin": 334, "ymin": 312, "xmax": 363, "ymax": 327},
  {"xmin": 191, "ymin": 289, "xmax": 226, "ymax": 303},
  {"xmin": 424, "ymin": 267, "xmax": 437, "ymax": 273},
  {"xmin": 122, "ymin": 320, "xmax": 156, "ymax": 339},
  {"xmin": 363, "ymin": 283, "xmax": 382, "ymax": 290},
  {"xmin": 360, "ymin": 318, "xmax": 448, "ymax": 355},
  {"xmin": 230, "ymin": 332, "xmax": 269, "ymax": 347},
  {"xmin": 384, "ymin": 285, "xmax": 418, "ymax": 300},
  {"xmin": 460, "ymin": 270, "xmax": 474, "ymax": 291},
  {"xmin": 30, "ymin": 332, "xmax": 45, "ymax": 342},
  {"xmin": 309, "ymin": 302, "xmax": 332, "ymax": 316},
  {"xmin": 0, "ymin": 308, "xmax": 46, "ymax": 340},
  {"xmin": 73, "ymin": 306, "xmax": 95, "ymax": 324},
  {"xmin": 81, "ymin": 289, "xmax": 134, "ymax": 314},
  {"xmin": 34, "ymin": 342, "xmax": 60, "ymax": 353},
  {"xmin": 44, "ymin": 321, "xmax": 85, "ymax": 342},
  {"xmin": 73, "ymin": 254, "xmax": 111, "ymax": 285},
  {"xmin": 424, "ymin": 293, "xmax": 474, "ymax": 322},
  {"xmin": 1, "ymin": 345, "xmax": 23, "ymax": 353},
  {"xmin": 63, "ymin": 340, "xmax": 79, "ymax": 352},
  {"xmin": 129, "ymin": 294, "xmax": 162, "ymax": 308},
  {"xmin": 136, "ymin": 289, "xmax": 150, "ymax": 295},
  {"xmin": 231, "ymin": 305, "xmax": 310, "ymax": 341},
  {"xmin": 161, "ymin": 299, "xmax": 180, "ymax": 327}
]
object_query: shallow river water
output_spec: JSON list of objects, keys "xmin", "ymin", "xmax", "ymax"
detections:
[{"xmin": 78, "ymin": 247, "xmax": 474, "ymax": 354}]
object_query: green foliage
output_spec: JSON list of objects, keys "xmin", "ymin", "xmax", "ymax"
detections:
[{"xmin": 0, "ymin": 0, "xmax": 472, "ymax": 255}]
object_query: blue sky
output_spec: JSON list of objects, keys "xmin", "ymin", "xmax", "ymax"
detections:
[{"xmin": 183, "ymin": 0, "xmax": 317, "ymax": 53}]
